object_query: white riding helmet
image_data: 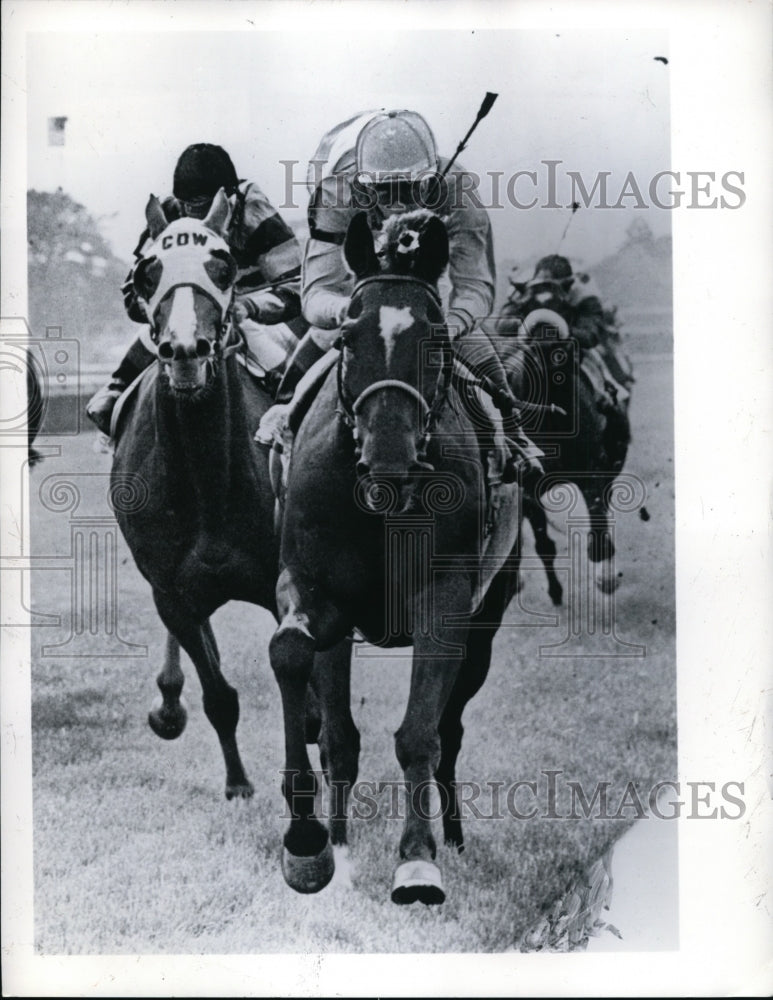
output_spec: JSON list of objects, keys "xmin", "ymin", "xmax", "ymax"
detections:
[{"xmin": 355, "ymin": 110, "xmax": 438, "ymax": 183}]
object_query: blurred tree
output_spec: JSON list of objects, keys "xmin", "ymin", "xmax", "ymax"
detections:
[{"xmin": 27, "ymin": 189, "xmax": 134, "ymax": 363}]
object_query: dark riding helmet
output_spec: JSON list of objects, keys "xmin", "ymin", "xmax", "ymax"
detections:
[
  {"xmin": 173, "ymin": 144, "xmax": 239, "ymax": 208},
  {"xmin": 529, "ymin": 254, "xmax": 574, "ymax": 287}
]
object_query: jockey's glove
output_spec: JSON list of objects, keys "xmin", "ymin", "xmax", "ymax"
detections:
[
  {"xmin": 234, "ymin": 291, "xmax": 286, "ymax": 326},
  {"xmin": 491, "ymin": 385, "xmax": 518, "ymax": 417}
]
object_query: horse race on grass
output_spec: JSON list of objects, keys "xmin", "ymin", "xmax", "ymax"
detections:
[{"xmin": 27, "ymin": 250, "xmax": 677, "ymax": 953}]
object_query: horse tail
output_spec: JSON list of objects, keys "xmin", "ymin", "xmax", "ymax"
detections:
[{"xmin": 26, "ymin": 350, "xmax": 45, "ymax": 467}]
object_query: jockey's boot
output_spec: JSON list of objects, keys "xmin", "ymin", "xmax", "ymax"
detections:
[
  {"xmin": 452, "ymin": 333, "xmax": 541, "ymax": 486},
  {"xmin": 587, "ymin": 347, "xmax": 630, "ymax": 409},
  {"xmin": 506, "ymin": 423, "xmax": 545, "ymax": 491},
  {"xmin": 86, "ymin": 336, "xmax": 156, "ymax": 436},
  {"xmin": 255, "ymin": 330, "xmax": 327, "ymax": 448},
  {"xmin": 482, "ymin": 345, "xmax": 544, "ymax": 488}
]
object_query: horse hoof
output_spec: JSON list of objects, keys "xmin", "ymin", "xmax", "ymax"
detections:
[
  {"xmin": 391, "ymin": 860, "xmax": 445, "ymax": 905},
  {"xmin": 281, "ymin": 840, "xmax": 335, "ymax": 894},
  {"xmin": 148, "ymin": 701, "xmax": 187, "ymax": 740},
  {"xmin": 225, "ymin": 780, "xmax": 254, "ymax": 800}
]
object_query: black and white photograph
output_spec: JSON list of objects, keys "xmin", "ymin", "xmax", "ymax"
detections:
[{"xmin": 2, "ymin": 0, "xmax": 770, "ymax": 995}]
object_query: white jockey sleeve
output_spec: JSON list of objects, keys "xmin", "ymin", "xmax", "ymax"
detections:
[
  {"xmin": 301, "ymin": 237, "xmax": 352, "ymax": 329},
  {"xmin": 444, "ymin": 199, "xmax": 496, "ymax": 334}
]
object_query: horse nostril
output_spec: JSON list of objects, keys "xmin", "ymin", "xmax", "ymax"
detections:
[
  {"xmin": 157, "ymin": 341, "xmax": 173, "ymax": 361},
  {"xmin": 196, "ymin": 338, "xmax": 212, "ymax": 358},
  {"xmin": 356, "ymin": 460, "xmax": 370, "ymax": 478}
]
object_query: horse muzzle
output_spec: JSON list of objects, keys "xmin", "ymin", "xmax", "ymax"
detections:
[
  {"xmin": 355, "ymin": 460, "xmax": 434, "ymax": 515},
  {"xmin": 157, "ymin": 337, "xmax": 213, "ymax": 393}
]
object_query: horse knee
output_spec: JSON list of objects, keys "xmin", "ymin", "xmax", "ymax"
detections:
[{"xmin": 270, "ymin": 621, "xmax": 315, "ymax": 686}]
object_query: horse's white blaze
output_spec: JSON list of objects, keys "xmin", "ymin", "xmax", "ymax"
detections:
[
  {"xmin": 168, "ymin": 286, "xmax": 198, "ymax": 349},
  {"xmin": 378, "ymin": 306, "xmax": 414, "ymax": 368}
]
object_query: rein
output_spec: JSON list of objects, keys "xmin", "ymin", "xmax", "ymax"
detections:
[{"xmin": 336, "ymin": 274, "xmax": 451, "ymax": 464}]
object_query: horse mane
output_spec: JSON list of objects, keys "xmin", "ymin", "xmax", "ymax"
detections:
[{"xmin": 379, "ymin": 210, "xmax": 448, "ymax": 285}]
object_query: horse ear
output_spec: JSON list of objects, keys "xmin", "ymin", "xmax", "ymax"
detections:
[
  {"xmin": 133, "ymin": 255, "xmax": 163, "ymax": 303},
  {"xmin": 417, "ymin": 215, "xmax": 449, "ymax": 283},
  {"xmin": 203, "ymin": 188, "xmax": 231, "ymax": 236},
  {"xmin": 343, "ymin": 211, "xmax": 379, "ymax": 279},
  {"xmin": 145, "ymin": 194, "xmax": 169, "ymax": 239}
]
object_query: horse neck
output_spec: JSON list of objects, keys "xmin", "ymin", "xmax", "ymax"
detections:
[{"xmin": 156, "ymin": 357, "xmax": 256, "ymax": 513}]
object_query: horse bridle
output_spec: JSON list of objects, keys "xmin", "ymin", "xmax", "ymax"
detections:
[
  {"xmin": 145, "ymin": 286, "xmax": 244, "ymax": 374},
  {"xmin": 336, "ymin": 274, "xmax": 453, "ymax": 466}
]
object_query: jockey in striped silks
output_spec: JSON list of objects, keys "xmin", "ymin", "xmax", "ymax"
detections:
[{"xmin": 87, "ymin": 143, "xmax": 305, "ymax": 436}]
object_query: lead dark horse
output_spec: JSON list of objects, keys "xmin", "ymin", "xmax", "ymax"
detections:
[
  {"xmin": 495, "ymin": 303, "xmax": 632, "ymax": 604},
  {"xmin": 269, "ymin": 210, "xmax": 524, "ymax": 903},
  {"xmin": 111, "ymin": 190, "xmax": 281, "ymax": 798}
]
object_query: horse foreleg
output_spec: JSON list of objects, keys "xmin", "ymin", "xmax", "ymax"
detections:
[
  {"xmin": 269, "ymin": 571, "xmax": 343, "ymax": 894},
  {"xmin": 315, "ymin": 638, "xmax": 359, "ymax": 849},
  {"xmin": 584, "ymin": 488, "xmax": 618, "ymax": 594},
  {"xmin": 153, "ymin": 596, "xmax": 253, "ymax": 800},
  {"xmin": 525, "ymin": 494, "xmax": 563, "ymax": 606},
  {"xmin": 392, "ymin": 575, "xmax": 471, "ymax": 905},
  {"xmin": 148, "ymin": 631, "xmax": 188, "ymax": 740},
  {"xmin": 435, "ymin": 568, "xmax": 517, "ymax": 852}
]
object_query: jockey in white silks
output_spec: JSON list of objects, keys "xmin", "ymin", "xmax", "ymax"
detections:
[{"xmin": 257, "ymin": 108, "xmax": 543, "ymax": 485}]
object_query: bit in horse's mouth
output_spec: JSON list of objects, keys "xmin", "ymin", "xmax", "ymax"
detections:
[{"xmin": 164, "ymin": 360, "xmax": 209, "ymax": 394}]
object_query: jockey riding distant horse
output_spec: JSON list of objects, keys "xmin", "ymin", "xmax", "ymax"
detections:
[
  {"xmin": 268, "ymin": 210, "xmax": 526, "ymax": 904},
  {"xmin": 494, "ymin": 280, "xmax": 633, "ymax": 602}
]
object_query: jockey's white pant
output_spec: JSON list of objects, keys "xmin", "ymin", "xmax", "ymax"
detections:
[{"xmin": 307, "ymin": 325, "xmax": 341, "ymax": 352}]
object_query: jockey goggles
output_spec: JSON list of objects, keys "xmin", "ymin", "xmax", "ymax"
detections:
[{"xmin": 350, "ymin": 174, "xmax": 448, "ymax": 214}]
